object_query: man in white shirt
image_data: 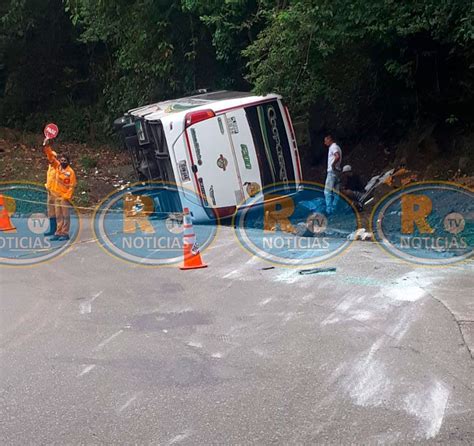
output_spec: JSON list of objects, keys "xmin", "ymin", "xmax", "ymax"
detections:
[{"xmin": 323, "ymin": 134, "xmax": 342, "ymax": 214}]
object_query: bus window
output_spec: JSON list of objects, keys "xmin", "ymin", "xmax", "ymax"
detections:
[{"xmin": 245, "ymin": 101, "xmax": 295, "ymax": 188}]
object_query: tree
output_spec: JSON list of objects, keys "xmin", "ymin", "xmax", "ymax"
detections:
[
  {"xmin": 244, "ymin": 0, "xmax": 474, "ymax": 137},
  {"xmin": 0, "ymin": 0, "xmax": 92, "ymax": 136},
  {"xmin": 1, "ymin": 0, "xmax": 473, "ymax": 145},
  {"xmin": 65, "ymin": 0, "xmax": 224, "ymax": 122}
]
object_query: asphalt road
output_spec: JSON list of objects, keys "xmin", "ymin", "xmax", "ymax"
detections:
[{"xmin": 1, "ymin": 221, "xmax": 473, "ymax": 445}]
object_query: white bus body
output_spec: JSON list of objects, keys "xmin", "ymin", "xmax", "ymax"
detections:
[{"xmin": 116, "ymin": 91, "xmax": 302, "ymax": 222}]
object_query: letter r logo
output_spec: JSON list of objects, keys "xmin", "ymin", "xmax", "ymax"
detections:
[
  {"xmin": 263, "ymin": 195, "xmax": 294, "ymax": 233},
  {"xmin": 401, "ymin": 194, "xmax": 434, "ymax": 234},
  {"xmin": 123, "ymin": 194, "xmax": 155, "ymax": 234}
]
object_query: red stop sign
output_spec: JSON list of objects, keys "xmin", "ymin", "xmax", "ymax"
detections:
[{"xmin": 44, "ymin": 123, "xmax": 59, "ymax": 139}]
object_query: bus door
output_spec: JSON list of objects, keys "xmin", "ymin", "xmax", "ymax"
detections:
[
  {"xmin": 224, "ymin": 108, "xmax": 263, "ymax": 204},
  {"xmin": 185, "ymin": 115, "xmax": 243, "ymax": 209}
]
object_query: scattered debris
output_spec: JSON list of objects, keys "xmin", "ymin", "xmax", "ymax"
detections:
[
  {"xmin": 384, "ymin": 167, "xmax": 418, "ymax": 188},
  {"xmin": 364, "ymin": 169, "xmax": 395, "ymax": 192},
  {"xmin": 295, "ymin": 222, "xmax": 312, "ymax": 237},
  {"xmin": 299, "ymin": 267, "xmax": 337, "ymax": 275},
  {"xmin": 348, "ymin": 228, "xmax": 374, "ymax": 241},
  {"xmin": 452, "ymin": 175, "xmax": 474, "ymax": 188}
]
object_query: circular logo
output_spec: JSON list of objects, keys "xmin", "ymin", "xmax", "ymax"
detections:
[
  {"xmin": 216, "ymin": 155, "xmax": 228, "ymax": 171},
  {"xmin": 165, "ymin": 215, "xmax": 184, "ymax": 234},
  {"xmin": 306, "ymin": 212, "xmax": 328, "ymax": 234},
  {"xmin": 93, "ymin": 182, "xmax": 218, "ymax": 266},
  {"xmin": 234, "ymin": 182, "xmax": 359, "ymax": 266},
  {"xmin": 0, "ymin": 182, "xmax": 80, "ymax": 266},
  {"xmin": 27, "ymin": 213, "xmax": 49, "ymax": 234},
  {"xmin": 245, "ymin": 182, "xmax": 261, "ymax": 197},
  {"xmin": 371, "ymin": 182, "xmax": 473, "ymax": 265},
  {"xmin": 444, "ymin": 212, "xmax": 465, "ymax": 235}
]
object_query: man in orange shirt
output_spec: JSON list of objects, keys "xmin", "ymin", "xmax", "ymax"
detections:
[
  {"xmin": 44, "ymin": 150, "xmax": 58, "ymax": 236},
  {"xmin": 43, "ymin": 139, "xmax": 77, "ymax": 241}
]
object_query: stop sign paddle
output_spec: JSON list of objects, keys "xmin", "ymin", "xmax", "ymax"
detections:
[{"xmin": 44, "ymin": 123, "xmax": 59, "ymax": 140}]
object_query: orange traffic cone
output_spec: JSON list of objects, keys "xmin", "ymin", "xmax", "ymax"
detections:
[
  {"xmin": 0, "ymin": 195, "xmax": 15, "ymax": 232},
  {"xmin": 180, "ymin": 207, "xmax": 208, "ymax": 270}
]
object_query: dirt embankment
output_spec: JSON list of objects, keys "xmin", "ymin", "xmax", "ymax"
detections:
[
  {"xmin": 301, "ymin": 126, "xmax": 474, "ymax": 188},
  {"xmin": 1, "ymin": 126, "xmax": 472, "ymax": 219},
  {"xmin": 0, "ymin": 128, "xmax": 135, "ymax": 211},
  {"xmin": 297, "ymin": 125, "xmax": 473, "ymax": 229}
]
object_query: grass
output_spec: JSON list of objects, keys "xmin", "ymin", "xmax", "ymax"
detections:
[
  {"xmin": 80, "ymin": 155, "xmax": 98, "ymax": 170},
  {"xmin": 20, "ymin": 132, "xmax": 40, "ymax": 147},
  {"xmin": 73, "ymin": 179, "xmax": 91, "ymax": 208}
]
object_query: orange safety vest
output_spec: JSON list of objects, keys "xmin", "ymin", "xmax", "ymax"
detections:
[
  {"xmin": 45, "ymin": 150, "xmax": 57, "ymax": 190},
  {"xmin": 44, "ymin": 146, "xmax": 77, "ymax": 200}
]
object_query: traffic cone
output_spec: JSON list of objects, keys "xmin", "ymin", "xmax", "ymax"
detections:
[
  {"xmin": 0, "ymin": 195, "xmax": 15, "ymax": 231},
  {"xmin": 180, "ymin": 207, "xmax": 208, "ymax": 270}
]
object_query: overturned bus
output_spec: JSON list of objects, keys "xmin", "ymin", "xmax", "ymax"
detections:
[{"xmin": 114, "ymin": 90, "xmax": 303, "ymax": 222}]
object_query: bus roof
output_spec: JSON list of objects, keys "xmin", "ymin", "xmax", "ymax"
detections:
[{"xmin": 127, "ymin": 90, "xmax": 281, "ymax": 121}]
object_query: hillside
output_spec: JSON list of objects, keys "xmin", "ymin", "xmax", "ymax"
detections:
[
  {"xmin": 0, "ymin": 128, "xmax": 134, "ymax": 210},
  {"xmin": 1, "ymin": 126, "xmax": 472, "ymax": 220}
]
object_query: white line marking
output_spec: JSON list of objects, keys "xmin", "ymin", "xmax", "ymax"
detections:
[
  {"xmin": 91, "ymin": 290, "xmax": 103, "ymax": 300},
  {"xmin": 77, "ymin": 364, "xmax": 96, "ymax": 377},
  {"xmin": 168, "ymin": 431, "xmax": 190, "ymax": 445},
  {"xmin": 383, "ymin": 284, "xmax": 426, "ymax": 302},
  {"xmin": 79, "ymin": 290, "xmax": 103, "ymax": 314},
  {"xmin": 79, "ymin": 302, "xmax": 92, "ymax": 314},
  {"xmin": 245, "ymin": 256, "xmax": 259, "ymax": 265},
  {"xmin": 251, "ymin": 348, "xmax": 267, "ymax": 357},
  {"xmin": 274, "ymin": 270, "xmax": 303, "ymax": 284},
  {"xmin": 95, "ymin": 330, "xmax": 123, "ymax": 351},
  {"xmin": 223, "ymin": 269, "xmax": 240, "ymax": 279},
  {"xmin": 259, "ymin": 297, "xmax": 272, "ymax": 306},
  {"xmin": 283, "ymin": 312, "xmax": 298, "ymax": 323},
  {"xmin": 405, "ymin": 380, "xmax": 450, "ymax": 439},
  {"xmin": 118, "ymin": 393, "xmax": 138, "ymax": 413},
  {"xmin": 326, "ymin": 271, "xmax": 450, "ymax": 439}
]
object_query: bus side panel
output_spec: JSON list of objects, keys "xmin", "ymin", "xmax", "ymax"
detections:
[
  {"xmin": 171, "ymin": 133, "xmax": 208, "ymax": 213},
  {"xmin": 186, "ymin": 116, "xmax": 243, "ymax": 208},
  {"xmin": 152, "ymin": 133, "xmax": 215, "ymax": 223},
  {"xmin": 224, "ymin": 109, "xmax": 263, "ymax": 204},
  {"xmin": 171, "ymin": 131, "xmax": 193, "ymax": 188}
]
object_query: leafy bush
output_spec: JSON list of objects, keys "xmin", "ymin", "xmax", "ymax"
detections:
[
  {"xmin": 79, "ymin": 155, "xmax": 98, "ymax": 170},
  {"xmin": 243, "ymin": 0, "xmax": 474, "ymax": 137},
  {"xmin": 1, "ymin": 0, "xmax": 473, "ymax": 147}
]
